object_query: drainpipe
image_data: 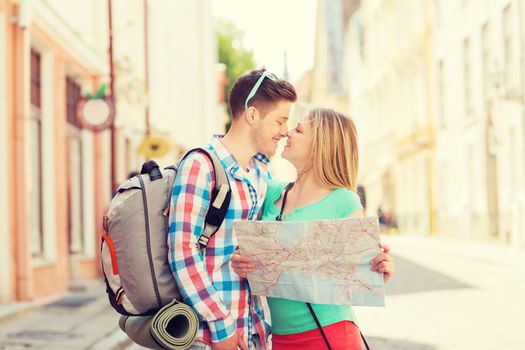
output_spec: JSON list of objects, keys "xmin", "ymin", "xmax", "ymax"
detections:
[
  {"xmin": 520, "ymin": 0, "xmax": 525, "ymax": 177},
  {"xmin": 518, "ymin": 0, "xmax": 525, "ymax": 246},
  {"xmin": 144, "ymin": 0, "xmax": 150, "ymax": 137},
  {"xmin": 108, "ymin": 0, "xmax": 117, "ymax": 193}
]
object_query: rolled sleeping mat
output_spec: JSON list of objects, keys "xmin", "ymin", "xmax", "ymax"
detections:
[{"xmin": 119, "ymin": 300, "xmax": 199, "ymax": 350}]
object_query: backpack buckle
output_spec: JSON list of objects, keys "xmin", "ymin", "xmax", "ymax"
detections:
[
  {"xmin": 197, "ymin": 235, "xmax": 209, "ymax": 248},
  {"xmin": 103, "ymin": 215, "xmax": 109, "ymax": 233}
]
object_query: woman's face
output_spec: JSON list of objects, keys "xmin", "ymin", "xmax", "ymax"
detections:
[{"xmin": 282, "ymin": 118, "xmax": 314, "ymax": 168}]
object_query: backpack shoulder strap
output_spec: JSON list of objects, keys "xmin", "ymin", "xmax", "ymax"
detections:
[{"xmin": 179, "ymin": 148, "xmax": 231, "ymax": 250}]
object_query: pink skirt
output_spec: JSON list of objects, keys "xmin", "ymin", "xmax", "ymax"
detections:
[{"xmin": 272, "ymin": 321, "xmax": 363, "ymax": 350}]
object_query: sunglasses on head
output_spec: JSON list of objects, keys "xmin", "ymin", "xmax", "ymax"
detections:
[{"xmin": 244, "ymin": 71, "xmax": 278, "ymax": 111}]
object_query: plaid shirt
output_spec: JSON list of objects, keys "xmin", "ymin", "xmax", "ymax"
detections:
[{"xmin": 168, "ymin": 136, "xmax": 271, "ymax": 348}]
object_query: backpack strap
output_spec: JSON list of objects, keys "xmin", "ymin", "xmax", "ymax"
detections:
[{"xmin": 179, "ymin": 148, "xmax": 231, "ymax": 251}]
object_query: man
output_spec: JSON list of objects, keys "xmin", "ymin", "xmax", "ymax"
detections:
[{"xmin": 168, "ymin": 69, "xmax": 297, "ymax": 350}]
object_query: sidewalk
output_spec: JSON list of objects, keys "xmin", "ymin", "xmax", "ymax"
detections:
[
  {"xmin": 2, "ymin": 235, "xmax": 523, "ymax": 350},
  {"xmin": 0, "ymin": 280, "xmax": 131, "ymax": 350},
  {"xmin": 356, "ymin": 234, "xmax": 525, "ymax": 350},
  {"xmin": 381, "ymin": 233, "xmax": 525, "ymax": 289}
]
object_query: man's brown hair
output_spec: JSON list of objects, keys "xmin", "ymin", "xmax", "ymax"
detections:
[{"xmin": 229, "ymin": 68, "xmax": 297, "ymax": 119}]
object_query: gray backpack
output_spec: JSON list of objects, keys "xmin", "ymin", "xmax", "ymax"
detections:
[{"xmin": 101, "ymin": 148, "xmax": 231, "ymax": 316}]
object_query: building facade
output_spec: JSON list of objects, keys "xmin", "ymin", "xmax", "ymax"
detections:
[
  {"xmin": 148, "ymin": 0, "xmax": 219, "ymax": 165},
  {"xmin": 1, "ymin": 0, "xmax": 112, "ymax": 302},
  {"xmin": 0, "ymin": 0, "xmax": 220, "ymax": 303},
  {"xmin": 311, "ymin": 0, "xmax": 360, "ymax": 111},
  {"xmin": 347, "ymin": 0, "xmax": 436, "ymax": 236},
  {"xmin": 344, "ymin": 0, "xmax": 525, "ymax": 246},
  {"xmin": 433, "ymin": 0, "xmax": 525, "ymax": 245}
]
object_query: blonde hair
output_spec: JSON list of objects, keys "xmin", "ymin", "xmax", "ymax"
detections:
[{"xmin": 307, "ymin": 108, "xmax": 359, "ymax": 191}]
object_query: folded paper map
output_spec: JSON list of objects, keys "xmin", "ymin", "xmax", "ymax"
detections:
[{"xmin": 234, "ymin": 217, "xmax": 385, "ymax": 306}]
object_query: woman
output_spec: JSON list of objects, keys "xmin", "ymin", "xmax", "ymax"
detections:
[{"xmin": 232, "ymin": 107, "xmax": 395, "ymax": 350}]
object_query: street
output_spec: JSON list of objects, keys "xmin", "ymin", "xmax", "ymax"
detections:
[
  {"xmin": 357, "ymin": 235, "xmax": 525, "ymax": 350},
  {"xmin": 0, "ymin": 281, "xmax": 129, "ymax": 350},
  {"xmin": 125, "ymin": 235, "xmax": 525, "ymax": 350},
  {"xmin": 1, "ymin": 234, "xmax": 523, "ymax": 350}
]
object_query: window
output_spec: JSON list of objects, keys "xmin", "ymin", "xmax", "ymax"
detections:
[
  {"xmin": 509, "ymin": 128, "xmax": 517, "ymax": 201},
  {"xmin": 66, "ymin": 77, "xmax": 82, "ymax": 128},
  {"xmin": 434, "ymin": 0, "xmax": 442, "ymax": 27},
  {"xmin": 467, "ymin": 144, "xmax": 475, "ymax": 210},
  {"xmin": 481, "ymin": 22, "xmax": 490, "ymax": 102},
  {"xmin": 502, "ymin": 5, "xmax": 513, "ymax": 88},
  {"xmin": 29, "ymin": 49, "xmax": 44, "ymax": 258},
  {"xmin": 30, "ymin": 49, "xmax": 41, "ymax": 108},
  {"xmin": 66, "ymin": 77, "xmax": 84, "ymax": 255},
  {"xmin": 410, "ymin": 75, "xmax": 417, "ymax": 130},
  {"xmin": 437, "ymin": 59, "xmax": 445, "ymax": 127},
  {"xmin": 463, "ymin": 38, "xmax": 472, "ymax": 115},
  {"xmin": 356, "ymin": 13, "xmax": 366, "ymax": 61}
]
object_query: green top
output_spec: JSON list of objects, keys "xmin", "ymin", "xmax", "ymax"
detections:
[{"xmin": 260, "ymin": 180, "xmax": 364, "ymax": 335}]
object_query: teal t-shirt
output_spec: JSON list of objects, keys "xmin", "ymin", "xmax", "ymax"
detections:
[{"xmin": 260, "ymin": 180, "xmax": 364, "ymax": 335}]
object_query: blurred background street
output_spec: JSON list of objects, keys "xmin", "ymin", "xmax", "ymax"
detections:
[
  {"xmin": 1, "ymin": 0, "xmax": 525, "ymax": 349},
  {"xmin": 0, "ymin": 234, "xmax": 523, "ymax": 349}
]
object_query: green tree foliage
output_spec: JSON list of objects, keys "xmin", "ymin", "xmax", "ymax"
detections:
[{"xmin": 216, "ymin": 20, "xmax": 255, "ymax": 129}]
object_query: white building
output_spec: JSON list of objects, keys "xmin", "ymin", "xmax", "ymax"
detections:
[
  {"xmin": 433, "ymin": 0, "xmax": 525, "ymax": 245},
  {"xmin": 148, "ymin": 0, "xmax": 220, "ymax": 165},
  {"xmin": 346, "ymin": 0, "xmax": 435, "ymax": 236},
  {"xmin": 346, "ymin": 0, "xmax": 525, "ymax": 246}
]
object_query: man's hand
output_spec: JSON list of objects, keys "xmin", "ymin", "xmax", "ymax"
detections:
[
  {"xmin": 370, "ymin": 243, "xmax": 395, "ymax": 283},
  {"xmin": 212, "ymin": 331, "xmax": 248, "ymax": 350},
  {"xmin": 231, "ymin": 251, "xmax": 256, "ymax": 278}
]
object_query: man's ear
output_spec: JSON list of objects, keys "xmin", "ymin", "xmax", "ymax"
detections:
[{"xmin": 244, "ymin": 106, "xmax": 258, "ymax": 125}]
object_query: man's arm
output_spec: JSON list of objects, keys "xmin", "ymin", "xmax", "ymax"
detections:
[{"xmin": 168, "ymin": 153, "xmax": 236, "ymax": 343}]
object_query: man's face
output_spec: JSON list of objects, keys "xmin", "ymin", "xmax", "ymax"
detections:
[{"xmin": 250, "ymin": 100, "xmax": 292, "ymax": 156}]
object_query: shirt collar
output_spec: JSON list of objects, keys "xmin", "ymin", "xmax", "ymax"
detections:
[{"xmin": 209, "ymin": 135, "xmax": 270, "ymax": 173}]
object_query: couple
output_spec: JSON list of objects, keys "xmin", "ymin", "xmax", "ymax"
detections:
[{"xmin": 168, "ymin": 68, "xmax": 395, "ymax": 350}]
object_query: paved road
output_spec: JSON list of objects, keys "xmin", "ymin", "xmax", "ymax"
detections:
[
  {"xmin": 355, "ymin": 235, "xmax": 525, "ymax": 350},
  {"xmin": 2, "ymin": 234, "xmax": 523, "ymax": 350},
  {"xmin": 0, "ymin": 282, "xmax": 130, "ymax": 350}
]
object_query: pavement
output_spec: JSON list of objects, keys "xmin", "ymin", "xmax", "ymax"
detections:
[
  {"xmin": 1, "ymin": 234, "xmax": 524, "ymax": 350},
  {"xmin": 0, "ymin": 280, "xmax": 131, "ymax": 350},
  {"xmin": 356, "ymin": 234, "xmax": 525, "ymax": 350}
]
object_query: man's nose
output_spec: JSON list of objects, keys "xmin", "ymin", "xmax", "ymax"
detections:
[{"xmin": 281, "ymin": 130, "xmax": 291, "ymax": 139}]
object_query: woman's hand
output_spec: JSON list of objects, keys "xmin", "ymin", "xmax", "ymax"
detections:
[
  {"xmin": 231, "ymin": 251, "xmax": 256, "ymax": 278},
  {"xmin": 370, "ymin": 243, "xmax": 395, "ymax": 283}
]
